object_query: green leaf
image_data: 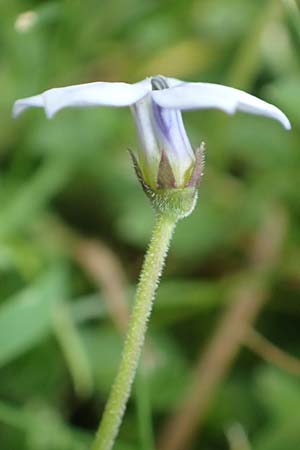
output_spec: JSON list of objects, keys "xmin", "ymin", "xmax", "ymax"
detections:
[
  {"xmin": 0, "ymin": 269, "xmax": 65, "ymax": 367},
  {"xmin": 254, "ymin": 368, "xmax": 300, "ymax": 450}
]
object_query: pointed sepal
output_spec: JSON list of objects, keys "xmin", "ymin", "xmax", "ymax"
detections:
[
  {"xmin": 186, "ymin": 142, "xmax": 205, "ymax": 188},
  {"xmin": 157, "ymin": 150, "xmax": 177, "ymax": 189}
]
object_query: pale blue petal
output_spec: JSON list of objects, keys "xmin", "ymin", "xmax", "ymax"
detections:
[
  {"xmin": 152, "ymin": 82, "xmax": 291, "ymax": 130},
  {"xmin": 13, "ymin": 79, "xmax": 151, "ymax": 118}
]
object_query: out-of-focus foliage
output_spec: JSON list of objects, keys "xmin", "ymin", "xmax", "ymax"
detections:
[{"xmin": 1, "ymin": 0, "xmax": 300, "ymax": 449}]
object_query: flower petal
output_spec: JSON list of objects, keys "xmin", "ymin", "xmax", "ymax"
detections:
[
  {"xmin": 164, "ymin": 76, "xmax": 185, "ymax": 88},
  {"xmin": 152, "ymin": 82, "xmax": 291, "ymax": 130},
  {"xmin": 13, "ymin": 79, "xmax": 152, "ymax": 118}
]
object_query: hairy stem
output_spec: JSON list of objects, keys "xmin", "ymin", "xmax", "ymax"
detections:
[{"xmin": 92, "ymin": 212, "xmax": 177, "ymax": 450}]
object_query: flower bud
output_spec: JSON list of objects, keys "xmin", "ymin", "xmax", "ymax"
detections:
[{"xmin": 131, "ymin": 76, "xmax": 201, "ymax": 191}]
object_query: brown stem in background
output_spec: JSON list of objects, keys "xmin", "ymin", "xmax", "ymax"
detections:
[
  {"xmin": 73, "ymin": 238, "xmax": 129, "ymax": 334},
  {"xmin": 158, "ymin": 206, "xmax": 287, "ymax": 450},
  {"xmin": 244, "ymin": 328, "xmax": 300, "ymax": 376},
  {"xmin": 45, "ymin": 216, "xmax": 130, "ymax": 334}
]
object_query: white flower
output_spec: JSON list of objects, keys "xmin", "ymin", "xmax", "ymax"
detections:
[{"xmin": 13, "ymin": 75, "xmax": 291, "ymax": 189}]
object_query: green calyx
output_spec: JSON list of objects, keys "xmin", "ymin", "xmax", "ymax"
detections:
[
  {"xmin": 146, "ymin": 186, "xmax": 198, "ymax": 220},
  {"xmin": 129, "ymin": 144, "xmax": 205, "ymax": 221}
]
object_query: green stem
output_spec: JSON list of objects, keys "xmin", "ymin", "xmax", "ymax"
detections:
[
  {"xmin": 92, "ymin": 212, "xmax": 177, "ymax": 450},
  {"xmin": 136, "ymin": 363, "xmax": 155, "ymax": 450}
]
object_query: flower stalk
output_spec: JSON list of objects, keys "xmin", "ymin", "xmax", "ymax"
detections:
[
  {"xmin": 12, "ymin": 72, "xmax": 291, "ymax": 450},
  {"xmin": 91, "ymin": 142, "xmax": 201, "ymax": 450},
  {"xmin": 92, "ymin": 210, "xmax": 177, "ymax": 450}
]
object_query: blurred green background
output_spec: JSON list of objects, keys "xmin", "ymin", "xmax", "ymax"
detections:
[{"xmin": 1, "ymin": 0, "xmax": 300, "ymax": 449}]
